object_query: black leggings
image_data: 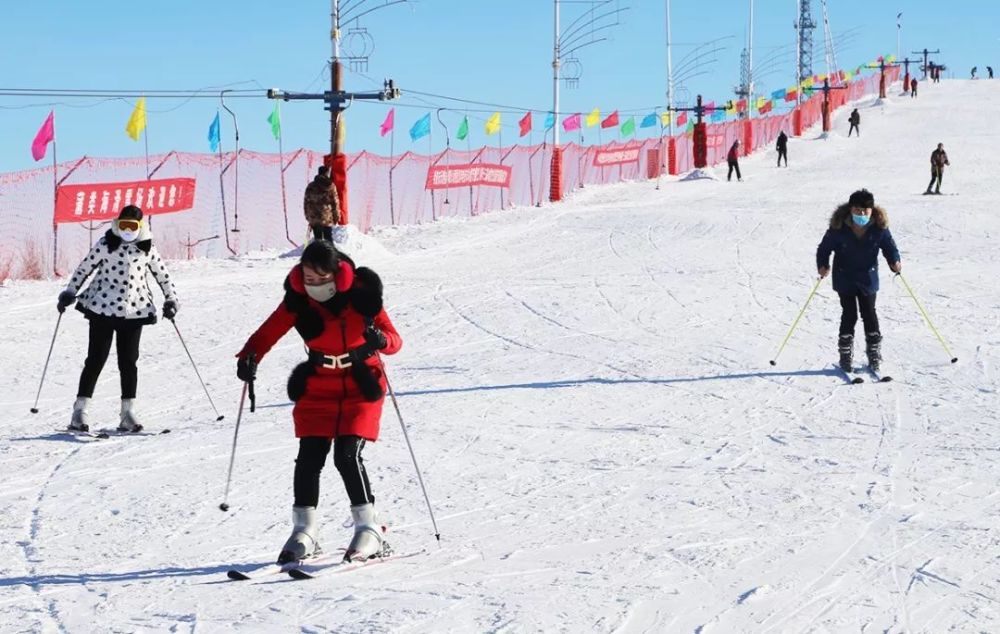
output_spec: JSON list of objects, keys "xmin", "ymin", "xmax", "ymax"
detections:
[
  {"xmin": 312, "ymin": 225, "xmax": 333, "ymax": 242},
  {"xmin": 727, "ymin": 159, "xmax": 742, "ymax": 181},
  {"xmin": 849, "ymin": 123, "xmax": 859, "ymax": 137},
  {"xmin": 927, "ymin": 168, "xmax": 943, "ymax": 193},
  {"xmin": 77, "ymin": 317, "xmax": 144, "ymax": 399},
  {"xmin": 294, "ymin": 436, "xmax": 374, "ymax": 508},
  {"xmin": 777, "ymin": 148, "xmax": 787, "ymax": 166},
  {"xmin": 838, "ymin": 291, "xmax": 880, "ymax": 339}
]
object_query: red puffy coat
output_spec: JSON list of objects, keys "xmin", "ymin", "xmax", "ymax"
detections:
[{"xmin": 239, "ymin": 263, "xmax": 402, "ymax": 440}]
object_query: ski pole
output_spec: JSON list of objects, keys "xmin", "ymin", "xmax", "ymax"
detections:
[
  {"xmin": 897, "ymin": 272, "xmax": 958, "ymax": 363},
  {"xmin": 170, "ymin": 318, "xmax": 225, "ymax": 421},
  {"xmin": 30, "ymin": 312, "xmax": 63, "ymax": 413},
  {"xmin": 219, "ymin": 380, "xmax": 249, "ymax": 512},
  {"xmin": 769, "ymin": 277, "xmax": 823, "ymax": 366},
  {"xmin": 378, "ymin": 355, "xmax": 441, "ymax": 543}
]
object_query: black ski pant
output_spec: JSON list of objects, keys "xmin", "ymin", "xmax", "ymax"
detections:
[
  {"xmin": 777, "ymin": 148, "xmax": 787, "ymax": 166},
  {"xmin": 838, "ymin": 291, "xmax": 880, "ymax": 341},
  {"xmin": 848, "ymin": 123, "xmax": 859, "ymax": 137},
  {"xmin": 294, "ymin": 435, "xmax": 374, "ymax": 508},
  {"xmin": 77, "ymin": 316, "xmax": 143, "ymax": 399},
  {"xmin": 312, "ymin": 225, "xmax": 333, "ymax": 242},
  {"xmin": 727, "ymin": 159, "xmax": 742, "ymax": 181},
  {"xmin": 927, "ymin": 167, "xmax": 944, "ymax": 193}
]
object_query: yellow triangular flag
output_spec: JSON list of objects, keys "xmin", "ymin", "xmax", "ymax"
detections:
[
  {"xmin": 585, "ymin": 108, "xmax": 600, "ymax": 128},
  {"xmin": 726, "ymin": 100, "xmax": 737, "ymax": 115},
  {"xmin": 660, "ymin": 111, "xmax": 671, "ymax": 126},
  {"xmin": 485, "ymin": 112, "xmax": 501, "ymax": 136},
  {"xmin": 125, "ymin": 97, "xmax": 147, "ymax": 141}
]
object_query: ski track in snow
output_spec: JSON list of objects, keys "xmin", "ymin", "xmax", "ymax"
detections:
[{"xmin": 3, "ymin": 80, "xmax": 1000, "ymax": 631}]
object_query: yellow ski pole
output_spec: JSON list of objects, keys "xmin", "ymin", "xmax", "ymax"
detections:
[
  {"xmin": 770, "ymin": 277, "xmax": 823, "ymax": 366},
  {"xmin": 897, "ymin": 272, "xmax": 958, "ymax": 363}
]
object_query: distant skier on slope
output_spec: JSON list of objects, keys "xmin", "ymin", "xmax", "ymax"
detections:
[
  {"xmin": 816, "ymin": 189, "xmax": 902, "ymax": 373},
  {"xmin": 971, "ymin": 66, "xmax": 977, "ymax": 79},
  {"xmin": 848, "ymin": 109, "xmax": 861, "ymax": 137},
  {"xmin": 910, "ymin": 77, "xmax": 918, "ymax": 98},
  {"xmin": 235, "ymin": 240, "xmax": 402, "ymax": 565},
  {"xmin": 926, "ymin": 143, "xmax": 950, "ymax": 195},
  {"xmin": 776, "ymin": 130, "xmax": 789, "ymax": 167},
  {"xmin": 989, "ymin": 66, "xmax": 995, "ymax": 79},
  {"xmin": 727, "ymin": 139, "xmax": 743, "ymax": 181},
  {"xmin": 56, "ymin": 205, "xmax": 179, "ymax": 433}
]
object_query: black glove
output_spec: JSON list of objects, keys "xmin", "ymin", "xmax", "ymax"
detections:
[
  {"xmin": 363, "ymin": 325, "xmax": 388, "ymax": 351},
  {"xmin": 237, "ymin": 354, "xmax": 258, "ymax": 382},
  {"xmin": 162, "ymin": 300, "xmax": 179, "ymax": 320},
  {"xmin": 57, "ymin": 289, "xmax": 76, "ymax": 313}
]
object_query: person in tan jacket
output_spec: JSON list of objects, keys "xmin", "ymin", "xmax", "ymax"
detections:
[{"xmin": 303, "ymin": 165, "xmax": 340, "ymax": 242}]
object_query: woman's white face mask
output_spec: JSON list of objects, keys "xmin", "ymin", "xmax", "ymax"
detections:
[
  {"xmin": 305, "ymin": 281, "xmax": 337, "ymax": 302},
  {"xmin": 119, "ymin": 229, "xmax": 140, "ymax": 242}
]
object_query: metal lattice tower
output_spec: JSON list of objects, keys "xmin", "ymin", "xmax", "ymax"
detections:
[
  {"xmin": 734, "ymin": 48, "xmax": 750, "ymax": 111},
  {"xmin": 821, "ymin": 0, "xmax": 838, "ymax": 78},
  {"xmin": 795, "ymin": 0, "xmax": 816, "ymax": 84}
]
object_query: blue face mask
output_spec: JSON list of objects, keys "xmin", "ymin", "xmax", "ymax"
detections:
[{"xmin": 851, "ymin": 214, "xmax": 870, "ymax": 227}]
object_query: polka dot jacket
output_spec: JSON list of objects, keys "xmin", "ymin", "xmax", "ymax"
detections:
[{"xmin": 65, "ymin": 227, "xmax": 177, "ymax": 324}]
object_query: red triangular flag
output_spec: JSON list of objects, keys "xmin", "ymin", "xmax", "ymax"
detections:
[
  {"xmin": 518, "ymin": 112, "xmax": 532, "ymax": 137},
  {"xmin": 676, "ymin": 111, "xmax": 688, "ymax": 126},
  {"xmin": 600, "ymin": 110, "xmax": 620, "ymax": 129}
]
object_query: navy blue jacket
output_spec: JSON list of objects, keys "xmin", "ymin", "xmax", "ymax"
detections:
[{"xmin": 816, "ymin": 224, "xmax": 900, "ymax": 295}]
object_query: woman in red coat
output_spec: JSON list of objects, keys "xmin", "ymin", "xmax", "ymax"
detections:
[{"xmin": 236, "ymin": 241, "xmax": 402, "ymax": 564}]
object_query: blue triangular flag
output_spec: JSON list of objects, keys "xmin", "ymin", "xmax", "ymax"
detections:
[
  {"xmin": 409, "ymin": 113, "xmax": 431, "ymax": 142},
  {"xmin": 771, "ymin": 88, "xmax": 787, "ymax": 100},
  {"xmin": 543, "ymin": 111, "xmax": 555, "ymax": 130},
  {"xmin": 640, "ymin": 113, "xmax": 657, "ymax": 128},
  {"xmin": 208, "ymin": 113, "xmax": 221, "ymax": 153}
]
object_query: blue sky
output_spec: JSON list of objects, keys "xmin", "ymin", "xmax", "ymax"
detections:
[{"xmin": 1, "ymin": 1, "xmax": 994, "ymax": 173}]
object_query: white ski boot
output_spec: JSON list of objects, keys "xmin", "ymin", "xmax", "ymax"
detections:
[
  {"xmin": 277, "ymin": 505, "xmax": 321, "ymax": 564},
  {"xmin": 344, "ymin": 503, "xmax": 386, "ymax": 562},
  {"xmin": 69, "ymin": 397, "xmax": 91, "ymax": 432},
  {"xmin": 118, "ymin": 398, "xmax": 144, "ymax": 432}
]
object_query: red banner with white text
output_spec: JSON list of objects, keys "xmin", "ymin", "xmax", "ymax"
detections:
[
  {"xmin": 592, "ymin": 146, "xmax": 641, "ymax": 167},
  {"xmin": 425, "ymin": 163, "xmax": 512, "ymax": 190},
  {"xmin": 54, "ymin": 177, "xmax": 196, "ymax": 224}
]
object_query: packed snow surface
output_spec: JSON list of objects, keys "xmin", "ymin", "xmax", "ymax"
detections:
[{"xmin": 2, "ymin": 81, "xmax": 998, "ymax": 632}]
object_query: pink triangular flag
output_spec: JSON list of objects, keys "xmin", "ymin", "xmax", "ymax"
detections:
[
  {"xmin": 380, "ymin": 108, "xmax": 395, "ymax": 137},
  {"xmin": 32, "ymin": 111, "xmax": 55, "ymax": 161}
]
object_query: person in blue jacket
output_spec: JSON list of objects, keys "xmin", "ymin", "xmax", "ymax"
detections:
[{"xmin": 816, "ymin": 189, "xmax": 902, "ymax": 372}]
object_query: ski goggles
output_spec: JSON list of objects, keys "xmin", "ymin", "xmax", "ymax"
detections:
[{"xmin": 117, "ymin": 219, "xmax": 142, "ymax": 232}]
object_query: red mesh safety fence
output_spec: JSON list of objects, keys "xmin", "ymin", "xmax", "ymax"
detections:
[{"xmin": 0, "ymin": 68, "xmax": 895, "ymax": 279}]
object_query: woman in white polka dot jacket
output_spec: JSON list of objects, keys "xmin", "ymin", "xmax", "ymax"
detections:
[{"xmin": 55, "ymin": 205, "xmax": 179, "ymax": 433}]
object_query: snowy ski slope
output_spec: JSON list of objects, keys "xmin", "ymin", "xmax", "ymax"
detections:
[{"xmin": 1, "ymin": 80, "xmax": 999, "ymax": 632}]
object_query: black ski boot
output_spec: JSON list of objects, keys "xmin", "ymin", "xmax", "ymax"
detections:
[
  {"xmin": 838, "ymin": 334, "xmax": 854, "ymax": 372},
  {"xmin": 866, "ymin": 332, "xmax": 882, "ymax": 373}
]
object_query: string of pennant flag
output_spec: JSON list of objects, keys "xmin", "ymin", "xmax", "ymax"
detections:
[{"xmin": 28, "ymin": 56, "xmax": 893, "ymax": 162}]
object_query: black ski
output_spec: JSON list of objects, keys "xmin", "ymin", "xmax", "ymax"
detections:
[
  {"xmin": 835, "ymin": 364, "xmax": 865, "ymax": 384},
  {"xmin": 94, "ymin": 428, "xmax": 171, "ymax": 437},
  {"xmin": 227, "ymin": 550, "xmax": 344, "ymax": 581},
  {"xmin": 55, "ymin": 428, "xmax": 110, "ymax": 439},
  {"xmin": 866, "ymin": 366, "xmax": 894, "ymax": 383}
]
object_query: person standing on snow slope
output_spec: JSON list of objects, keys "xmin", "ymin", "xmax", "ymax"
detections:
[
  {"xmin": 56, "ymin": 205, "xmax": 179, "ymax": 433},
  {"xmin": 727, "ymin": 139, "xmax": 743, "ymax": 181},
  {"xmin": 303, "ymin": 165, "xmax": 340, "ymax": 243},
  {"xmin": 848, "ymin": 109, "xmax": 861, "ymax": 137},
  {"xmin": 235, "ymin": 240, "xmax": 402, "ymax": 565},
  {"xmin": 926, "ymin": 143, "xmax": 950, "ymax": 195},
  {"xmin": 816, "ymin": 189, "xmax": 902, "ymax": 373},
  {"xmin": 776, "ymin": 130, "xmax": 789, "ymax": 167},
  {"xmin": 910, "ymin": 77, "xmax": 918, "ymax": 97}
]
